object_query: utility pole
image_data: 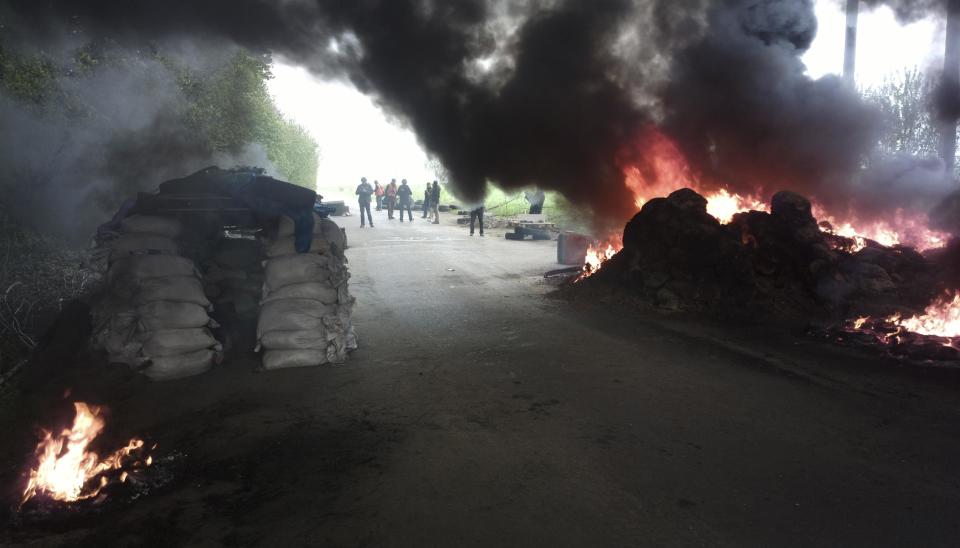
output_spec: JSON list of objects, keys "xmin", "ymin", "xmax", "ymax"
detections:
[
  {"xmin": 942, "ymin": 0, "xmax": 960, "ymax": 176},
  {"xmin": 843, "ymin": 0, "xmax": 858, "ymax": 84}
]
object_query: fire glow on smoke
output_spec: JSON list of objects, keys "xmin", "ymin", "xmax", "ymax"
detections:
[
  {"xmin": 21, "ymin": 402, "xmax": 152, "ymax": 507},
  {"xmin": 578, "ymin": 129, "xmax": 949, "ymax": 281}
]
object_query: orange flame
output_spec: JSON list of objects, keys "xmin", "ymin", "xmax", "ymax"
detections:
[
  {"xmin": 576, "ymin": 235, "xmax": 622, "ymax": 281},
  {"xmin": 888, "ymin": 293, "xmax": 960, "ymax": 340},
  {"xmin": 21, "ymin": 402, "xmax": 149, "ymax": 506},
  {"xmin": 814, "ymin": 207, "xmax": 947, "ymax": 252},
  {"xmin": 579, "ymin": 128, "xmax": 949, "ymax": 281}
]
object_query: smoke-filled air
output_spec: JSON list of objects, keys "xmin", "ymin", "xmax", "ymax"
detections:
[{"xmin": 3, "ymin": 0, "xmax": 955, "ymax": 234}]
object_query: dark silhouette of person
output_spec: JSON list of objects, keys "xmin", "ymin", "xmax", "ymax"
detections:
[
  {"xmin": 397, "ymin": 179, "xmax": 414, "ymax": 222},
  {"xmin": 356, "ymin": 177, "xmax": 374, "ymax": 228}
]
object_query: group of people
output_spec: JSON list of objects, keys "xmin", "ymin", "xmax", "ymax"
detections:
[{"xmin": 354, "ymin": 178, "xmax": 443, "ymax": 228}]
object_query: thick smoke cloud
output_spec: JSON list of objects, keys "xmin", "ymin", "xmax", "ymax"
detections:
[
  {"xmin": 663, "ymin": 0, "xmax": 882, "ymax": 214},
  {"xmin": 4, "ymin": 0, "xmax": 942, "ymax": 229}
]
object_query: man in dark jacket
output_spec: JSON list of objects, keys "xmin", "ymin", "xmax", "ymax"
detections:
[
  {"xmin": 397, "ymin": 179, "xmax": 414, "ymax": 222},
  {"xmin": 356, "ymin": 177, "xmax": 374, "ymax": 228}
]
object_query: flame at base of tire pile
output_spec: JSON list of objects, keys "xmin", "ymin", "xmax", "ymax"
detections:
[{"xmin": 820, "ymin": 293, "xmax": 960, "ymax": 363}]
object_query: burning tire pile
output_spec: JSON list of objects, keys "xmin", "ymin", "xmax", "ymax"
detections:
[{"xmin": 576, "ymin": 188, "xmax": 960, "ymax": 364}]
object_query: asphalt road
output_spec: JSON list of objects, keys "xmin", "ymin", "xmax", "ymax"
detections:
[{"xmin": 4, "ymin": 207, "xmax": 960, "ymax": 547}]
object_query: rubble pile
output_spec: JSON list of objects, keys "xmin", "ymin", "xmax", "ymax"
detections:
[
  {"xmin": 256, "ymin": 213, "xmax": 357, "ymax": 370},
  {"xmin": 91, "ymin": 215, "xmax": 222, "ymax": 380},
  {"xmin": 586, "ymin": 188, "xmax": 941, "ymax": 324}
]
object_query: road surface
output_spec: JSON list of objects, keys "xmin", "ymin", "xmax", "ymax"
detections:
[{"xmin": 3, "ymin": 207, "xmax": 960, "ymax": 547}]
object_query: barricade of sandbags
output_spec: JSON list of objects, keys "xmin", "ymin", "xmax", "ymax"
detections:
[
  {"xmin": 202, "ymin": 237, "xmax": 265, "ymax": 318},
  {"xmin": 257, "ymin": 216, "xmax": 357, "ymax": 370},
  {"xmin": 90, "ymin": 215, "xmax": 221, "ymax": 380}
]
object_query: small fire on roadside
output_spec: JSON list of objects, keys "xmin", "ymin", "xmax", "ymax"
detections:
[{"xmin": 21, "ymin": 402, "xmax": 153, "ymax": 508}]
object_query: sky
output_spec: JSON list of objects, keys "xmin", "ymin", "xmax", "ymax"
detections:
[
  {"xmin": 267, "ymin": 0, "xmax": 945, "ymax": 196},
  {"xmin": 267, "ymin": 66, "xmax": 435, "ymax": 200}
]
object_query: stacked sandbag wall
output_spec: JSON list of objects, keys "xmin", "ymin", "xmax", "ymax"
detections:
[
  {"xmin": 257, "ymin": 214, "xmax": 356, "ymax": 370},
  {"xmin": 90, "ymin": 215, "xmax": 221, "ymax": 381}
]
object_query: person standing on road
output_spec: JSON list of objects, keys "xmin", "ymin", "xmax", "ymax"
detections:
[
  {"xmin": 356, "ymin": 177, "xmax": 374, "ymax": 228},
  {"xmin": 430, "ymin": 181, "xmax": 441, "ymax": 224},
  {"xmin": 397, "ymin": 179, "xmax": 414, "ymax": 222},
  {"xmin": 421, "ymin": 185, "xmax": 431, "ymax": 219},
  {"xmin": 385, "ymin": 179, "xmax": 398, "ymax": 220},
  {"xmin": 374, "ymin": 181, "xmax": 384, "ymax": 211},
  {"xmin": 469, "ymin": 205, "xmax": 485, "ymax": 236}
]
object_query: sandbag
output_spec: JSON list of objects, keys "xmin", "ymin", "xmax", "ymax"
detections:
[
  {"xmin": 109, "ymin": 255, "xmax": 199, "ymax": 282},
  {"xmin": 137, "ymin": 301, "xmax": 210, "ymax": 330},
  {"xmin": 107, "ymin": 233, "xmax": 178, "ymax": 257},
  {"xmin": 119, "ymin": 215, "xmax": 183, "ymax": 238},
  {"xmin": 139, "ymin": 328, "xmax": 218, "ymax": 357},
  {"xmin": 261, "ymin": 349, "xmax": 328, "ymax": 370},
  {"xmin": 322, "ymin": 308, "xmax": 358, "ymax": 363},
  {"xmin": 263, "ymin": 254, "xmax": 337, "ymax": 291},
  {"xmin": 278, "ymin": 212, "xmax": 324, "ymax": 237},
  {"xmin": 135, "ymin": 276, "xmax": 210, "ymax": 308},
  {"xmin": 265, "ymin": 235, "xmax": 332, "ymax": 258},
  {"xmin": 257, "ymin": 298, "xmax": 335, "ymax": 337},
  {"xmin": 143, "ymin": 348, "xmax": 215, "ymax": 381},
  {"xmin": 318, "ymin": 218, "xmax": 347, "ymax": 256},
  {"xmin": 259, "ymin": 329, "xmax": 328, "ymax": 350},
  {"xmin": 261, "ymin": 282, "xmax": 338, "ymax": 305},
  {"xmin": 93, "ymin": 314, "xmax": 141, "ymax": 363}
]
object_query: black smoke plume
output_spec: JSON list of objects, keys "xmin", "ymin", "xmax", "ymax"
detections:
[{"xmin": 4, "ymin": 0, "xmax": 941, "ymax": 229}]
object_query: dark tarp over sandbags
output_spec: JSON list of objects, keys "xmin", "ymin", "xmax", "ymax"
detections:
[{"xmin": 119, "ymin": 214, "xmax": 183, "ymax": 238}]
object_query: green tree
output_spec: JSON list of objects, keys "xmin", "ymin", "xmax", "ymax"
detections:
[
  {"xmin": 173, "ymin": 50, "xmax": 319, "ymax": 187},
  {"xmin": 862, "ymin": 68, "xmax": 941, "ymax": 161}
]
